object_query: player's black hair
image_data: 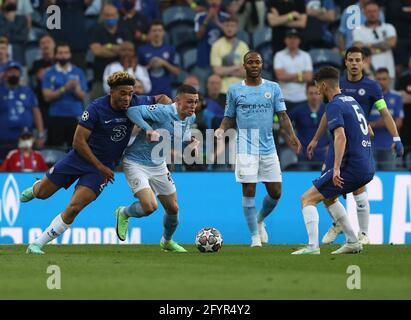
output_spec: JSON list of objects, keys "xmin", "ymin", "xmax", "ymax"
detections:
[
  {"xmin": 375, "ymin": 67, "xmax": 389, "ymax": 74},
  {"xmin": 314, "ymin": 66, "xmax": 340, "ymax": 87},
  {"xmin": 107, "ymin": 71, "xmax": 136, "ymax": 88},
  {"xmin": 345, "ymin": 47, "xmax": 364, "ymax": 61},
  {"xmin": 243, "ymin": 51, "xmax": 263, "ymax": 63},
  {"xmin": 55, "ymin": 41, "xmax": 71, "ymax": 54},
  {"xmin": 150, "ymin": 19, "xmax": 164, "ymax": 29},
  {"xmin": 364, "ymin": 0, "xmax": 379, "ymax": 8},
  {"xmin": 176, "ymin": 84, "xmax": 198, "ymax": 96},
  {"xmin": 224, "ymin": 15, "xmax": 238, "ymax": 24}
]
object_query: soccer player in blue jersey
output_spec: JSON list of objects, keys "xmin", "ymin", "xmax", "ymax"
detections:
[
  {"xmin": 293, "ymin": 66, "xmax": 374, "ymax": 255},
  {"xmin": 114, "ymin": 84, "xmax": 199, "ymax": 253},
  {"xmin": 308, "ymin": 47, "xmax": 404, "ymax": 245},
  {"xmin": 215, "ymin": 51, "xmax": 302, "ymax": 247},
  {"xmin": 20, "ymin": 71, "xmax": 170, "ymax": 254}
]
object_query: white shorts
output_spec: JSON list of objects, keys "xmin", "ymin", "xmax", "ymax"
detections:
[
  {"xmin": 235, "ymin": 153, "xmax": 282, "ymax": 183},
  {"xmin": 123, "ymin": 158, "xmax": 176, "ymax": 196}
]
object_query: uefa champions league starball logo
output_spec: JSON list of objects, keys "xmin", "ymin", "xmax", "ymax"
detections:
[{"xmin": 0, "ymin": 175, "xmax": 20, "ymax": 227}]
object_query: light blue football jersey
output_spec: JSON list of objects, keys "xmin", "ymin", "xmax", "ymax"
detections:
[
  {"xmin": 125, "ymin": 103, "xmax": 196, "ymax": 166},
  {"xmin": 225, "ymin": 79, "xmax": 286, "ymax": 155}
]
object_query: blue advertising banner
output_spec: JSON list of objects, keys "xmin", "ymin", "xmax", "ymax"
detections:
[{"xmin": 0, "ymin": 172, "xmax": 410, "ymax": 245}]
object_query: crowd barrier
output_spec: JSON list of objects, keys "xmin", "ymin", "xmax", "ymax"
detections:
[{"xmin": 0, "ymin": 172, "xmax": 410, "ymax": 245}]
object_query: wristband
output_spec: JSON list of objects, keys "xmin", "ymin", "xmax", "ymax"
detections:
[
  {"xmin": 288, "ymin": 13, "xmax": 294, "ymax": 21},
  {"xmin": 190, "ymin": 2, "xmax": 198, "ymax": 10},
  {"xmin": 106, "ymin": 43, "xmax": 113, "ymax": 49},
  {"xmin": 297, "ymin": 72, "xmax": 303, "ymax": 82},
  {"xmin": 393, "ymin": 137, "xmax": 401, "ymax": 142},
  {"xmin": 37, "ymin": 132, "xmax": 45, "ymax": 139},
  {"xmin": 393, "ymin": 136, "xmax": 403, "ymax": 157}
]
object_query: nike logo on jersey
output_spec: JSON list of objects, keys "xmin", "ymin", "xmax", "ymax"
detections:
[{"xmin": 104, "ymin": 120, "xmax": 114, "ymax": 124}]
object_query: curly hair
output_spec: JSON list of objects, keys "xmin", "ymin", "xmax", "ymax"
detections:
[{"xmin": 107, "ymin": 71, "xmax": 136, "ymax": 89}]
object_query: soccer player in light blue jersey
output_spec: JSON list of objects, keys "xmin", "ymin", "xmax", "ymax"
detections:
[
  {"xmin": 293, "ymin": 66, "xmax": 374, "ymax": 255},
  {"xmin": 215, "ymin": 51, "xmax": 302, "ymax": 247},
  {"xmin": 114, "ymin": 84, "xmax": 199, "ymax": 253},
  {"xmin": 308, "ymin": 47, "xmax": 404, "ymax": 245}
]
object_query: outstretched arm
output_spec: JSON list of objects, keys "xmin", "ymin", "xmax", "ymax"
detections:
[{"xmin": 277, "ymin": 111, "xmax": 302, "ymax": 154}]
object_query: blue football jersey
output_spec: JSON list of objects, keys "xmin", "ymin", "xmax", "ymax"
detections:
[
  {"xmin": 74, "ymin": 94, "xmax": 155, "ymax": 168},
  {"xmin": 340, "ymin": 74, "xmax": 384, "ymax": 118},
  {"xmin": 125, "ymin": 103, "xmax": 196, "ymax": 166},
  {"xmin": 225, "ymin": 79, "xmax": 286, "ymax": 155},
  {"xmin": 325, "ymin": 94, "xmax": 375, "ymax": 175}
]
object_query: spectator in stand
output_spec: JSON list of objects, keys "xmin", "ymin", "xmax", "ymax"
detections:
[
  {"xmin": 338, "ymin": 0, "xmax": 385, "ymax": 55},
  {"xmin": 0, "ymin": 0, "xmax": 28, "ymax": 64},
  {"xmin": 42, "ymin": 43, "xmax": 88, "ymax": 147},
  {"xmin": 369, "ymin": 67, "xmax": 404, "ymax": 170},
  {"xmin": 362, "ymin": 46, "xmax": 375, "ymax": 80},
  {"xmin": 0, "ymin": 36, "xmax": 11, "ymax": 83},
  {"xmin": 352, "ymin": 1, "xmax": 397, "ymax": 81},
  {"xmin": 183, "ymin": 74, "xmax": 201, "ymax": 92},
  {"xmin": 288, "ymin": 80, "xmax": 328, "ymax": 170},
  {"xmin": 385, "ymin": 0, "xmax": 411, "ymax": 75},
  {"xmin": 194, "ymin": 0, "xmax": 229, "ymax": 85},
  {"xmin": 0, "ymin": 61, "xmax": 45, "ymax": 159},
  {"xmin": 210, "ymin": 16, "xmax": 249, "ymax": 94},
  {"xmin": 227, "ymin": 0, "xmax": 267, "ymax": 33},
  {"xmin": 266, "ymin": 0, "xmax": 307, "ymax": 55},
  {"xmin": 0, "ymin": 129, "xmax": 48, "ymax": 172},
  {"xmin": 89, "ymin": 4, "xmax": 133, "ymax": 100},
  {"xmin": 16, "ymin": 0, "xmax": 33, "ymax": 35},
  {"xmin": 103, "ymin": 41, "xmax": 151, "ymax": 94},
  {"xmin": 304, "ymin": 0, "xmax": 336, "ymax": 49},
  {"xmin": 273, "ymin": 28, "xmax": 313, "ymax": 111},
  {"xmin": 134, "ymin": 78, "xmax": 145, "ymax": 95},
  {"xmin": 112, "ymin": 0, "xmax": 161, "ymax": 24},
  {"xmin": 396, "ymin": 55, "xmax": 411, "ymax": 153},
  {"xmin": 118, "ymin": 0, "xmax": 150, "ymax": 48},
  {"xmin": 204, "ymin": 73, "xmax": 225, "ymax": 128},
  {"xmin": 137, "ymin": 20, "xmax": 180, "ymax": 97},
  {"xmin": 29, "ymin": 34, "xmax": 55, "ymax": 128}
]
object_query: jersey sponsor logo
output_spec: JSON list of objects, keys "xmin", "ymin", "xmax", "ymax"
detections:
[
  {"xmin": 264, "ymin": 91, "xmax": 272, "ymax": 99},
  {"xmin": 362, "ymin": 140, "xmax": 371, "ymax": 147},
  {"xmin": 81, "ymin": 111, "xmax": 89, "ymax": 121},
  {"xmin": 111, "ymin": 125, "xmax": 128, "ymax": 142},
  {"xmin": 358, "ymin": 88, "xmax": 366, "ymax": 96}
]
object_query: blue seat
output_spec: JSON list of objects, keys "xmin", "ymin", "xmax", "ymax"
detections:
[
  {"xmin": 182, "ymin": 48, "xmax": 197, "ymax": 72},
  {"xmin": 162, "ymin": 6, "xmax": 196, "ymax": 29},
  {"xmin": 237, "ymin": 30, "xmax": 250, "ymax": 46},
  {"xmin": 309, "ymin": 49, "xmax": 342, "ymax": 70},
  {"xmin": 168, "ymin": 24, "xmax": 197, "ymax": 55},
  {"xmin": 252, "ymin": 26, "xmax": 272, "ymax": 50}
]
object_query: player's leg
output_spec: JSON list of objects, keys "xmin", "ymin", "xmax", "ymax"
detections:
[
  {"xmin": 20, "ymin": 176, "xmax": 60, "ymax": 202},
  {"xmin": 323, "ymin": 197, "xmax": 362, "ymax": 255},
  {"xmin": 27, "ymin": 185, "xmax": 96, "ymax": 254},
  {"xmin": 157, "ymin": 192, "xmax": 187, "ymax": 253},
  {"xmin": 291, "ymin": 186, "xmax": 324, "ymax": 255},
  {"xmin": 242, "ymin": 183, "xmax": 261, "ymax": 247},
  {"xmin": 256, "ymin": 153, "xmax": 282, "ymax": 243},
  {"xmin": 353, "ymin": 185, "xmax": 370, "ymax": 244},
  {"xmin": 258, "ymin": 182, "xmax": 281, "ymax": 243}
]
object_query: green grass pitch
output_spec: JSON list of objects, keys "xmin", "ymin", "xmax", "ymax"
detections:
[{"xmin": 1, "ymin": 244, "xmax": 410, "ymax": 299}]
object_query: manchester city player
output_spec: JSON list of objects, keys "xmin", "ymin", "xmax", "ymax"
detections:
[
  {"xmin": 293, "ymin": 66, "xmax": 374, "ymax": 255},
  {"xmin": 114, "ymin": 84, "xmax": 199, "ymax": 253},
  {"xmin": 308, "ymin": 47, "xmax": 404, "ymax": 245},
  {"xmin": 21, "ymin": 71, "xmax": 170, "ymax": 254},
  {"xmin": 215, "ymin": 51, "xmax": 302, "ymax": 247}
]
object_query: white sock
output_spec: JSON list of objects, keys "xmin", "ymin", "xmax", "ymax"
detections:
[
  {"xmin": 34, "ymin": 214, "xmax": 70, "ymax": 247},
  {"xmin": 328, "ymin": 201, "xmax": 358, "ymax": 243},
  {"xmin": 302, "ymin": 206, "xmax": 319, "ymax": 249},
  {"xmin": 354, "ymin": 192, "xmax": 369, "ymax": 235}
]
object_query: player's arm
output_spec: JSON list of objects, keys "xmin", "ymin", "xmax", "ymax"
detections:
[
  {"xmin": 307, "ymin": 113, "xmax": 327, "ymax": 159},
  {"xmin": 378, "ymin": 106, "xmax": 404, "ymax": 156},
  {"xmin": 154, "ymin": 94, "xmax": 172, "ymax": 104},
  {"xmin": 332, "ymin": 127, "xmax": 346, "ymax": 188},
  {"xmin": 127, "ymin": 105, "xmax": 163, "ymax": 142},
  {"xmin": 72, "ymin": 125, "xmax": 114, "ymax": 183},
  {"xmin": 277, "ymin": 111, "xmax": 302, "ymax": 154}
]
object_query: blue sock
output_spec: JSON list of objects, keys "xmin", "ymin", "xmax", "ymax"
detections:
[
  {"xmin": 242, "ymin": 197, "xmax": 258, "ymax": 236},
  {"xmin": 257, "ymin": 195, "xmax": 279, "ymax": 223},
  {"xmin": 163, "ymin": 214, "xmax": 178, "ymax": 241},
  {"xmin": 123, "ymin": 201, "xmax": 147, "ymax": 218}
]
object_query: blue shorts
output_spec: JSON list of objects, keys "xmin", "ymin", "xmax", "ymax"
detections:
[
  {"xmin": 313, "ymin": 169, "xmax": 374, "ymax": 199},
  {"xmin": 46, "ymin": 151, "xmax": 109, "ymax": 197}
]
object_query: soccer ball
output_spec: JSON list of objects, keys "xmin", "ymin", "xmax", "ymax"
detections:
[{"xmin": 195, "ymin": 227, "xmax": 223, "ymax": 253}]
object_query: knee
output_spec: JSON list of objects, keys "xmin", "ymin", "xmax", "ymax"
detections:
[
  {"xmin": 269, "ymin": 189, "xmax": 281, "ymax": 200},
  {"xmin": 141, "ymin": 201, "xmax": 158, "ymax": 215},
  {"xmin": 166, "ymin": 202, "xmax": 179, "ymax": 215},
  {"xmin": 301, "ymin": 193, "xmax": 311, "ymax": 208},
  {"xmin": 66, "ymin": 202, "xmax": 84, "ymax": 217}
]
